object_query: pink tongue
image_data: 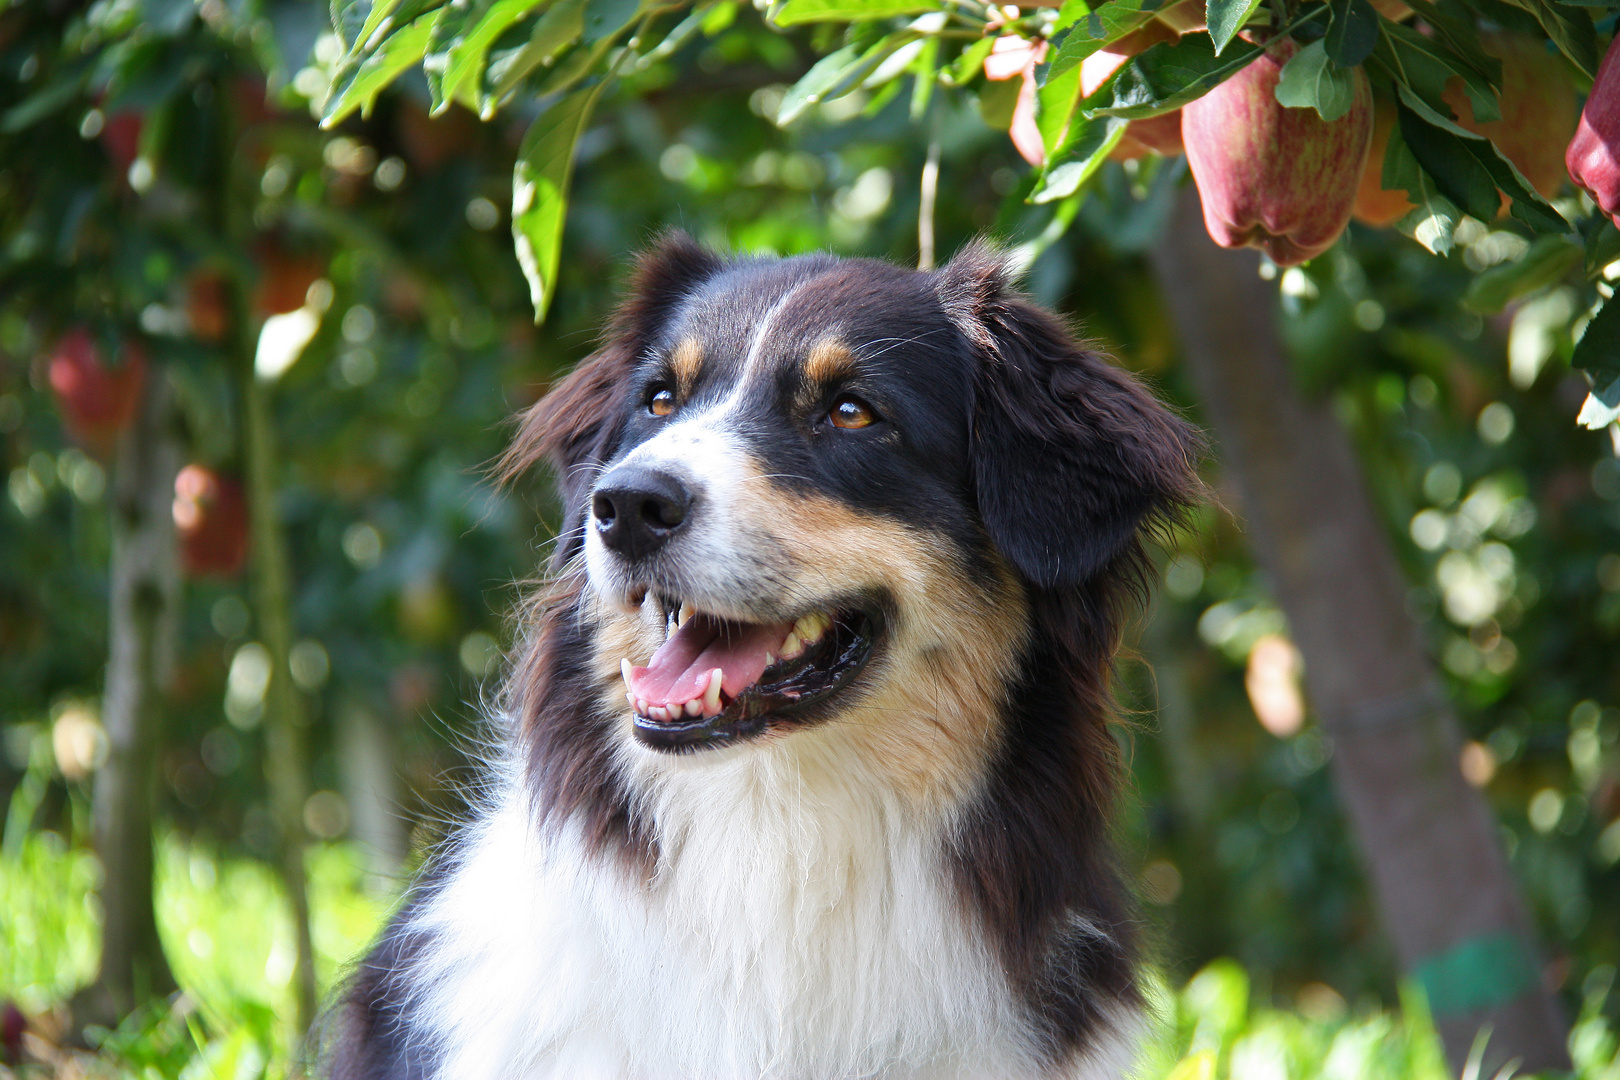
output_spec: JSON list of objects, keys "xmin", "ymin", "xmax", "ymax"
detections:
[{"xmin": 626, "ymin": 613, "xmax": 792, "ymax": 707}]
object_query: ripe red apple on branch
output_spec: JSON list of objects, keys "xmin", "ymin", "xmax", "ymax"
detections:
[
  {"xmin": 173, "ymin": 465, "xmax": 248, "ymax": 578},
  {"xmin": 1568, "ymin": 36, "xmax": 1620, "ymax": 227},
  {"xmin": 1183, "ymin": 33, "xmax": 1373, "ymax": 266},
  {"xmin": 48, "ymin": 329, "xmax": 147, "ymax": 458}
]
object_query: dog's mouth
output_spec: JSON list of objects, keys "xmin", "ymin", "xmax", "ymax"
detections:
[{"xmin": 621, "ymin": 601, "xmax": 879, "ymax": 752}]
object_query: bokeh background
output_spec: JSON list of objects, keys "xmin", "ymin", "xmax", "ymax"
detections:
[{"xmin": 2, "ymin": 0, "xmax": 1619, "ymax": 1076}]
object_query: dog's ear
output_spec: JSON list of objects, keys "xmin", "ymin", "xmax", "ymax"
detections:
[
  {"xmin": 499, "ymin": 231, "xmax": 724, "ymax": 566},
  {"xmin": 937, "ymin": 241, "xmax": 1200, "ymax": 589}
]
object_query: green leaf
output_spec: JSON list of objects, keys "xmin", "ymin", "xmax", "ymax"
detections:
[
  {"xmin": 777, "ymin": 33, "xmax": 917, "ymax": 124},
  {"xmin": 1084, "ymin": 29, "xmax": 1265, "ymax": 119},
  {"xmin": 484, "ymin": 0, "xmax": 587, "ymax": 105},
  {"xmin": 909, "ymin": 35, "xmax": 939, "ymax": 118},
  {"xmin": 584, "ymin": 0, "xmax": 642, "ymax": 42},
  {"xmin": 1035, "ymin": 50, "xmax": 1084, "ymax": 157},
  {"xmin": 1573, "ymin": 295, "xmax": 1620, "ymax": 384},
  {"xmin": 1207, "ymin": 0, "xmax": 1266, "ymax": 54},
  {"xmin": 947, "ymin": 36, "xmax": 996, "ymax": 85},
  {"xmin": 1396, "ymin": 0, "xmax": 1501, "ymax": 92},
  {"xmin": 771, "ymin": 0, "xmax": 942, "ymax": 27},
  {"xmin": 1395, "ymin": 88, "xmax": 1567, "ymax": 233},
  {"xmin": 0, "ymin": 71, "xmax": 89, "ymax": 134},
  {"xmin": 1371, "ymin": 20, "xmax": 1497, "ymax": 124},
  {"xmin": 1324, "ymin": 0, "xmax": 1378, "ymax": 67},
  {"xmin": 435, "ymin": 0, "xmax": 551, "ymax": 113},
  {"xmin": 1275, "ymin": 38, "xmax": 1356, "ymax": 121},
  {"xmin": 1464, "ymin": 236, "xmax": 1583, "ymax": 312},
  {"xmin": 1499, "ymin": 0, "xmax": 1596, "ymax": 79},
  {"xmin": 512, "ymin": 86, "xmax": 602, "ymax": 322},
  {"xmin": 1043, "ymin": 0, "xmax": 1165, "ymax": 88},
  {"xmin": 1383, "ymin": 123, "xmax": 1460, "ymax": 254},
  {"xmin": 1030, "ymin": 113, "xmax": 1129, "ymax": 202},
  {"xmin": 323, "ymin": 14, "xmax": 436, "ymax": 126}
]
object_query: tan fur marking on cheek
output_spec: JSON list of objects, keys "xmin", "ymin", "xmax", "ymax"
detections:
[
  {"xmin": 588, "ymin": 588, "xmax": 671, "ymax": 700},
  {"xmin": 745, "ymin": 486, "xmax": 1029, "ymax": 809},
  {"xmin": 803, "ymin": 338, "xmax": 856, "ymax": 387},
  {"xmin": 670, "ymin": 338, "xmax": 703, "ymax": 394}
]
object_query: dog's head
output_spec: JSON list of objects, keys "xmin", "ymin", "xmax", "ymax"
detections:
[{"xmin": 503, "ymin": 233, "xmax": 1198, "ymax": 770}]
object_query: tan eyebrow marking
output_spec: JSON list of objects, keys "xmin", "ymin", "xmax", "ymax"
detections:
[
  {"xmin": 804, "ymin": 338, "xmax": 857, "ymax": 385},
  {"xmin": 669, "ymin": 337, "xmax": 703, "ymax": 392}
]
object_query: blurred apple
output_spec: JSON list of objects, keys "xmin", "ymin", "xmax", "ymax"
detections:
[
  {"xmin": 1183, "ymin": 33, "xmax": 1373, "ymax": 265},
  {"xmin": 48, "ymin": 329, "xmax": 146, "ymax": 458},
  {"xmin": 253, "ymin": 239, "xmax": 325, "ymax": 317},
  {"xmin": 1353, "ymin": 97, "xmax": 1415, "ymax": 227},
  {"xmin": 100, "ymin": 109, "xmax": 143, "ymax": 177},
  {"xmin": 1567, "ymin": 36, "xmax": 1620, "ymax": 227},
  {"xmin": 174, "ymin": 465, "xmax": 248, "ymax": 577},
  {"xmin": 187, "ymin": 270, "xmax": 231, "ymax": 343},
  {"xmin": 1442, "ymin": 31, "xmax": 1575, "ymax": 200}
]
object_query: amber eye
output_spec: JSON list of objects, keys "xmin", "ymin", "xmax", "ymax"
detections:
[
  {"xmin": 648, "ymin": 387, "xmax": 676, "ymax": 417},
  {"xmin": 828, "ymin": 395, "xmax": 877, "ymax": 430}
]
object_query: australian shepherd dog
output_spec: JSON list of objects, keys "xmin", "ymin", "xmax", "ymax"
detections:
[{"xmin": 323, "ymin": 233, "xmax": 1200, "ymax": 1080}]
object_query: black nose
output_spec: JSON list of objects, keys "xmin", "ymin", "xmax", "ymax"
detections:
[{"xmin": 591, "ymin": 465, "xmax": 694, "ymax": 561}]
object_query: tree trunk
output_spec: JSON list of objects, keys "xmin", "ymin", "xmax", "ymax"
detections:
[
  {"xmin": 242, "ymin": 369, "xmax": 319, "ymax": 1034},
  {"xmin": 1148, "ymin": 185, "xmax": 1569, "ymax": 1073},
  {"xmin": 81, "ymin": 365, "xmax": 180, "ymax": 1026}
]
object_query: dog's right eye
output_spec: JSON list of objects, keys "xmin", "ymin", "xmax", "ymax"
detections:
[{"xmin": 648, "ymin": 387, "xmax": 676, "ymax": 417}]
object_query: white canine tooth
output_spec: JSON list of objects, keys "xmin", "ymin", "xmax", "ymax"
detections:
[
  {"xmin": 780, "ymin": 632, "xmax": 804, "ymax": 660},
  {"xmin": 702, "ymin": 668, "xmax": 724, "ymax": 715},
  {"xmin": 764, "ymin": 651, "xmax": 777, "ymax": 668},
  {"xmin": 621, "ymin": 658, "xmax": 634, "ymax": 690},
  {"xmin": 626, "ymin": 691, "xmax": 636, "ymax": 710},
  {"xmin": 678, "ymin": 601, "xmax": 695, "ymax": 627},
  {"xmin": 684, "ymin": 699, "xmax": 703, "ymax": 717}
]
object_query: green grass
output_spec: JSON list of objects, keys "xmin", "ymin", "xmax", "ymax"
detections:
[{"xmin": 2, "ymin": 827, "xmax": 1617, "ymax": 1079}]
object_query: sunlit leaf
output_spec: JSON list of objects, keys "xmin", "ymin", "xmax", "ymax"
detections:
[
  {"xmin": 1383, "ymin": 122, "xmax": 1461, "ymax": 254},
  {"xmin": 513, "ymin": 86, "xmax": 601, "ymax": 321},
  {"xmin": 322, "ymin": 14, "xmax": 435, "ymax": 126},
  {"xmin": 433, "ymin": 0, "xmax": 551, "ymax": 113},
  {"xmin": 484, "ymin": 0, "xmax": 587, "ymax": 106},
  {"xmin": 1207, "ymin": 0, "xmax": 1265, "ymax": 55},
  {"xmin": 771, "ymin": 0, "xmax": 941, "ymax": 27},
  {"xmin": 1084, "ymin": 29, "xmax": 1266, "ymax": 119},
  {"xmin": 1030, "ymin": 112, "xmax": 1128, "ymax": 202},
  {"xmin": 1044, "ymin": 0, "xmax": 1165, "ymax": 88}
]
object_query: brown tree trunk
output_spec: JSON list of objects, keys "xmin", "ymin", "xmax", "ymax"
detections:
[
  {"xmin": 80, "ymin": 364, "xmax": 180, "ymax": 1026},
  {"xmin": 1148, "ymin": 185, "xmax": 1569, "ymax": 1073}
]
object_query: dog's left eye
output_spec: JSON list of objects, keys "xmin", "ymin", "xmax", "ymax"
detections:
[
  {"xmin": 828, "ymin": 395, "xmax": 878, "ymax": 430},
  {"xmin": 648, "ymin": 387, "xmax": 676, "ymax": 417}
]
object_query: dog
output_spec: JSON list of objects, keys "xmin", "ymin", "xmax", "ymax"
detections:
[{"xmin": 323, "ymin": 234, "xmax": 1200, "ymax": 1080}]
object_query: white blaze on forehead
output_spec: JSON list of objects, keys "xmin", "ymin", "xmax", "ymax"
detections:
[{"xmin": 737, "ymin": 278, "xmax": 809, "ymax": 387}]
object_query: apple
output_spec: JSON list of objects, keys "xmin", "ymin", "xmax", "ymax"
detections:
[
  {"xmin": 1568, "ymin": 35, "xmax": 1620, "ymax": 227},
  {"xmin": 1442, "ymin": 32, "xmax": 1575, "ymax": 201},
  {"xmin": 100, "ymin": 109, "xmax": 143, "ymax": 177},
  {"xmin": 48, "ymin": 330, "xmax": 147, "ymax": 457},
  {"xmin": 252, "ymin": 239, "xmax": 325, "ymax": 317},
  {"xmin": 173, "ymin": 465, "xmax": 249, "ymax": 577},
  {"xmin": 1353, "ymin": 96, "xmax": 1414, "ymax": 227},
  {"xmin": 187, "ymin": 269, "xmax": 231, "ymax": 343},
  {"xmin": 1182, "ymin": 33, "xmax": 1373, "ymax": 265}
]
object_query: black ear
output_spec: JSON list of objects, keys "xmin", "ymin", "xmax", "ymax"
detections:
[
  {"xmin": 937, "ymin": 241, "xmax": 1201, "ymax": 590},
  {"xmin": 499, "ymin": 231, "xmax": 724, "ymax": 567}
]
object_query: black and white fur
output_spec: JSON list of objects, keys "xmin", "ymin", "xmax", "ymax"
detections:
[{"xmin": 322, "ymin": 235, "xmax": 1200, "ymax": 1080}]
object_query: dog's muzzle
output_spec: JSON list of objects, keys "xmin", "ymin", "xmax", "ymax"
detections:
[{"xmin": 591, "ymin": 464, "xmax": 694, "ymax": 563}]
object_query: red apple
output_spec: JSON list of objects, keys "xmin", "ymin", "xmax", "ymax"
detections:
[
  {"xmin": 187, "ymin": 270, "xmax": 231, "ymax": 343},
  {"xmin": 48, "ymin": 330, "xmax": 147, "ymax": 457},
  {"xmin": 1183, "ymin": 32, "xmax": 1373, "ymax": 265},
  {"xmin": 173, "ymin": 465, "xmax": 248, "ymax": 577},
  {"xmin": 1, "ymin": 1001, "xmax": 24, "ymax": 1062},
  {"xmin": 252, "ymin": 239, "xmax": 325, "ymax": 317},
  {"xmin": 100, "ymin": 109, "xmax": 143, "ymax": 177},
  {"xmin": 1353, "ymin": 96, "xmax": 1415, "ymax": 226},
  {"xmin": 1442, "ymin": 32, "xmax": 1575, "ymax": 201},
  {"xmin": 1568, "ymin": 35, "xmax": 1620, "ymax": 227}
]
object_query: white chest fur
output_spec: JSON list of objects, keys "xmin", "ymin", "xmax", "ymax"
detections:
[{"xmin": 400, "ymin": 745, "xmax": 1136, "ymax": 1080}]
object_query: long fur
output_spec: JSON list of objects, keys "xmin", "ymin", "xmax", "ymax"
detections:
[{"xmin": 321, "ymin": 234, "xmax": 1201, "ymax": 1080}]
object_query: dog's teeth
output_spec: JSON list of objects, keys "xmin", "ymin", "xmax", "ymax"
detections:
[
  {"xmin": 626, "ymin": 691, "xmax": 636, "ymax": 710},
  {"xmin": 648, "ymin": 705, "xmax": 668, "ymax": 722},
  {"xmin": 764, "ymin": 651, "xmax": 777, "ymax": 668},
  {"xmin": 683, "ymin": 699, "xmax": 703, "ymax": 717},
  {"xmin": 621, "ymin": 658, "xmax": 634, "ymax": 690},
  {"xmin": 678, "ymin": 601, "xmax": 695, "ymax": 627},
  {"xmin": 702, "ymin": 667, "xmax": 724, "ymax": 715},
  {"xmin": 780, "ymin": 632, "xmax": 804, "ymax": 661},
  {"xmin": 792, "ymin": 612, "xmax": 829, "ymax": 645}
]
